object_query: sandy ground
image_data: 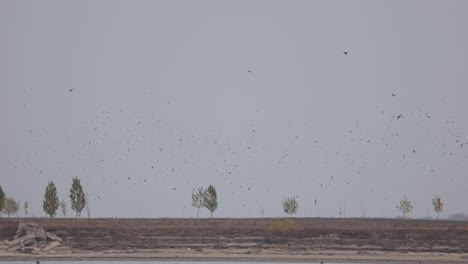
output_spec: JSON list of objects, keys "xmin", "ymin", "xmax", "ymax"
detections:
[{"xmin": 1, "ymin": 218, "xmax": 468, "ymax": 263}]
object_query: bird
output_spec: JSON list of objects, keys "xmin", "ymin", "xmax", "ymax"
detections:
[
  {"xmin": 392, "ymin": 93, "xmax": 396, "ymax": 97},
  {"xmin": 343, "ymin": 51, "xmax": 348, "ymax": 55},
  {"xmin": 397, "ymin": 114, "xmax": 403, "ymax": 120},
  {"xmin": 68, "ymin": 89, "xmax": 75, "ymax": 92}
]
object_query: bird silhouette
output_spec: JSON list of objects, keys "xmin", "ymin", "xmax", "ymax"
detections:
[
  {"xmin": 343, "ymin": 51, "xmax": 348, "ymax": 55},
  {"xmin": 397, "ymin": 114, "xmax": 403, "ymax": 120}
]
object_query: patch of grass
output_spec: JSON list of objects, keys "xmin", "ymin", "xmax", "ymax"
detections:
[{"xmin": 267, "ymin": 220, "xmax": 298, "ymax": 235}]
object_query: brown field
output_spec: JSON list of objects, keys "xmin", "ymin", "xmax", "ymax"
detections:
[{"xmin": 1, "ymin": 217, "xmax": 468, "ymax": 262}]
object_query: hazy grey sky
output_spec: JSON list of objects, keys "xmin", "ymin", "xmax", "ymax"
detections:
[{"xmin": 1, "ymin": 0, "xmax": 468, "ymax": 219}]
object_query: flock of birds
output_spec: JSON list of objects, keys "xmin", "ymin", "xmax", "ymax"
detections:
[{"xmin": 8, "ymin": 50, "xmax": 468, "ymax": 218}]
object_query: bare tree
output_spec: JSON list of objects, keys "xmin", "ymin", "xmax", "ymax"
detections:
[
  {"xmin": 360, "ymin": 200, "xmax": 366, "ymax": 218},
  {"xmin": 397, "ymin": 195, "xmax": 413, "ymax": 218},
  {"xmin": 60, "ymin": 199, "xmax": 68, "ymax": 217},
  {"xmin": 191, "ymin": 187, "xmax": 205, "ymax": 219},
  {"xmin": 432, "ymin": 195, "xmax": 443, "ymax": 220},
  {"xmin": 282, "ymin": 196, "xmax": 299, "ymax": 217},
  {"xmin": 23, "ymin": 201, "xmax": 29, "ymax": 217},
  {"xmin": 339, "ymin": 200, "xmax": 343, "ymax": 218},
  {"xmin": 4, "ymin": 197, "xmax": 20, "ymax": 219},
  {"xmin": 85, "ymin": 194, "xmax": 91, "ymax": 220}
]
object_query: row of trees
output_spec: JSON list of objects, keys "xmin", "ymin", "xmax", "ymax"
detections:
[
  {"xmin": 279, "ymin": 194, "xmax": 444, "ymax": 219},
  {"xmin": 43, "ymin": 177, "xmax": 87, "ymax": 218},
  {"xmin": 397, "ymin": 195, "xmax": 443, "ymax": 219},
  {"xmin": 191, "ymin": 188, "xmax": 298, "ymax": 219},
  {"xmin": 1, "ymin": 183, "xmax": 445, "ymax": 219},
  {"xmin": 0, "ymin": 177, "xmax": 87, "ymax": 219}
]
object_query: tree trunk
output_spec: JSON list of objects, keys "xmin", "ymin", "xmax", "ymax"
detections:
[
  {"xmin": 210, "ymin": 211, "xmax": 213, "ymax": 218},
  {"xmin": 196, "ymin": 207, "xmax": 200, "ymax": 219}
]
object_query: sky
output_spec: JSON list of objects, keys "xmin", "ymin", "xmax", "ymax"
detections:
[{"xmin": 1, "ymin": 0, "xmax": 468, "ymax": 219}]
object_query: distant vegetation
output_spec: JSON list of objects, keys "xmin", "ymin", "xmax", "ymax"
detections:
[
  {"xmin": 432, "ymin": 195, "xmax": 443, "ymax": 220},
  {"xmin": 282, "ymin": 196, "xmax": 299, "ymax": 217},
  {"xmin": 191, "ymin": 187, "xmax": 205, "ymax": 219},
  {"xmin": 204, "ymin": 185, "xmax": 218, "ymax": 218},
  {"xmin": 43, "ymin": 181, "xmax": 59, "ymax": 218},
  {"xmin": 191, "ymin": 185, "xmax": 218, "ymax": 218},
  {"xmin": 69, "ymin": 177, "xmax": 86, "ymax": 219},
  {"xmin": 396, "ymin": 195, "xmax": 413, "ymax": 218},
  {"xmin": 60, "ymin": 199, "xmax": 67, "ymax": 217},
  {"xmin": 267, "ymin": 219, "xmax": 298, "ymax": 235},
  {"xmin": 0, "ymin": 185, "xmax": 5, "ymax": 214},
  {"xmin": 23, "ymin": 201, "xmax": 29, "ymax": 217},
  {"xmin": 0, "ymin": 182, "xmax": 452, "ymax": 220},
  {"xmin": 4, "ymin": 197, "xmax": 20, "ymax": 218}
]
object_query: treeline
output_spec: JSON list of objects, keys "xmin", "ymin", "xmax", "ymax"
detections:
[
  {"xmin": 0, "ymin": 177, "xmax": 87, "ymax": 219},
  {"xmin": 0, "ymin": 181, "xmax": 445, "ymax": 219}
]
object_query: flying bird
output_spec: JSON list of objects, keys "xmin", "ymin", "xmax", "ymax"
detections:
[
  {"xmin": 343, "ymin": 51, "xmax": 348, "ymax": 55},
  {"xmin": 68, "ymin": 89, "xmax": 75, "ymax": 92},
  {"xmin": 397, "ymin": 114, "xmax": 403, "ymax": 120},
  {"xmin": 392, "ymin": 94, "xmax": 396, "ymax": 97}
]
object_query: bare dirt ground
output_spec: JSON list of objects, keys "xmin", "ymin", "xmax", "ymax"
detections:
[{"xmin": 1, "ymin": 217, "xmax": 468, "ymax": 263}]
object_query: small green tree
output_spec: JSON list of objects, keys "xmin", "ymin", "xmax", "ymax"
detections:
[
  {"xmin": 60, "ymin": 199, "xmax": 67, "ymax": 217},
  {"xmin": 203, "ymin": 185, "xmax": 218, "ymax": 218},
  {"xmin": 43, "ymin": 181, "xmax": 59, "ymax": 218},
  {"xmin": 432, "ymin": 195, "xmax": 443, "ymax": 220},
  {"xmin": 0, "ymin": 185, "xmax": 5, "ymax": 214},
  {"xmin": 282, "ymin": 196, "xmax": 299, "ymax": 217},
  {"xmin": 397, "ymin": 195, "xmax": 412, "ymax": 218},
  {"xmin": 24, "ymin": 201, "xmax": 29, "ymax": 217},
  {"xmin": 69, "ymin": 177, "xmax": 86, "ymax": 219},
  {"xmin": 4, "ymin": 197, "xmax": 20, "ymax": 218},
  {"xmin": 191, "ymin": 187, "xmax": 205, "ymax": 218}
]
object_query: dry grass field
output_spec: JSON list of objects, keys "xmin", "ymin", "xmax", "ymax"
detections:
[{"xmin": 1, "ymin": 217, "xmax": 468, "ymax": 254}]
